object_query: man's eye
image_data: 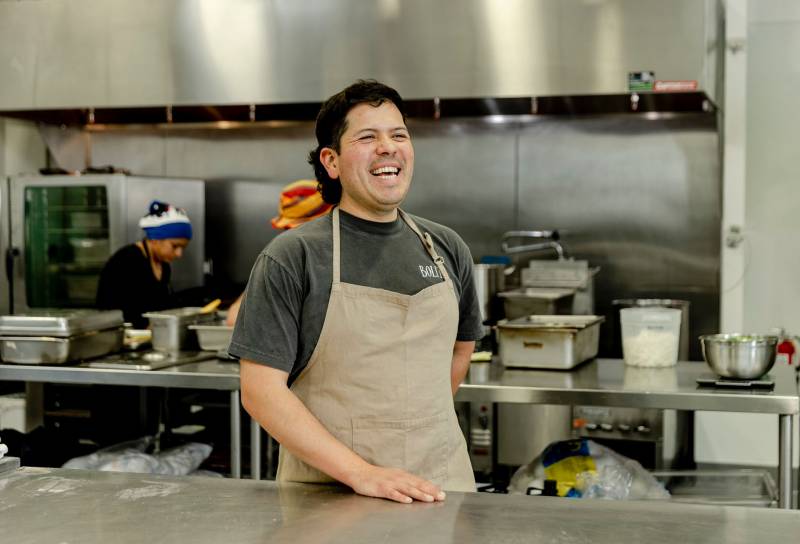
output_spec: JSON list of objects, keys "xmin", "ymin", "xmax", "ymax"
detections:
[
  {"xmin": 359, "ymin": 135, "xmax": 375, "ymax": 141},
  {"xmin": 393, "ymin": 133, "xmax": 408, "ymax": 140}
]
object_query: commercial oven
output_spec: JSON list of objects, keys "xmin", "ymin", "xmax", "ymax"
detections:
[{"xmin": 5, "ymin": 174, "xmax": 205, "ymax": 312}]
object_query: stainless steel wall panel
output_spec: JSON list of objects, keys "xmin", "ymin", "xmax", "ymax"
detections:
[
  {"xmin": 205, "ymin": 179, "xmax": 284, "ymax": 286},
  {"xmin": 88, "ymin": 132, "xmax": 169, "ymax": 176},
  {"xmin": 516, "ymin": 114, "xmax": 720, "ymax": 359},
  {"xmin": 164, "ymin": 126, "xmax": 314, "ymax": 181},
  {"xmin": 107, "ymin": 2, "xmax": 174, "ymax": 106},
  {"xmin": 0, "ymin": 0, "xmax": 720, "ymax": 109},
  {"xmin": 32, "ymin": 4, "xmax": 111, "ymax": 109}
]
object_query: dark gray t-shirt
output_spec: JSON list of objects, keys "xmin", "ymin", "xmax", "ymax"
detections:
[{"xmin": 229, "ymin": 208, "xmax": 484, "ymax": 385}]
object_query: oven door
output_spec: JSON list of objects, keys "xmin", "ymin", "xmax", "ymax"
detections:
[{"xmin": 9, "ymin": 175, "xmax": 125, "ymax": 311}]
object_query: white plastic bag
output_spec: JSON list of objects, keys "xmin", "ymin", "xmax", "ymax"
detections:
[
  {"xmin": 509, "ymin": 438, "xmax": 669, "ymax": 500},
  {"xmin": 63, "ymin": 436, "xmax": 212, "ymax": 476}
]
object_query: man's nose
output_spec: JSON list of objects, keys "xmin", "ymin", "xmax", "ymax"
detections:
[
  {"xmin": 175, "ymin": 247, "xmax": 183, "ymax": 258},
  {"xmin": 376, "ymin": 134, "xmax": 397, "ymax": 154}
]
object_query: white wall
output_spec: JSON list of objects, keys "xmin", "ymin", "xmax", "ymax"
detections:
[{"xmin": 697, "ymin": 0, "xmax": 800, "ymax": 468}]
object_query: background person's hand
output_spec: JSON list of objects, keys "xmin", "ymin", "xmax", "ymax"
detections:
[{"xmin": 348, "ymin": 464, "xmax": 446, "ymax": 504}]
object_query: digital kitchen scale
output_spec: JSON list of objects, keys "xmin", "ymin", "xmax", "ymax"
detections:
[
  {"xmin": 696, "ymin": 376, "xmax": 775, "ymax": 390},
  {"xmin": 87, "ymin": 350, "xmax": 215, "ymax": 371}
]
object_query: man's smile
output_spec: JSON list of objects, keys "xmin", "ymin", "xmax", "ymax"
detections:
[{"xmin": 370, "ymin": 165, "xmax": 401, "ymax": 179}]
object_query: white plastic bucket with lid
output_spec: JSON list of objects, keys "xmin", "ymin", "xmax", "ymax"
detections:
[{"xmin": 620, "ymin": 307, "xmax": 682, "ymax": 367}]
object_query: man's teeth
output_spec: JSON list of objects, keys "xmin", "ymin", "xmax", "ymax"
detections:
[{"xmin": 371, "ymin": 166, "xmax": 399, "ymax": 175}]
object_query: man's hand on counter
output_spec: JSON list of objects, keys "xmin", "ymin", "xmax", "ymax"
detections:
[{"xmin": 344, "ymin": 463, "xmax": 446, "ymax": 504}]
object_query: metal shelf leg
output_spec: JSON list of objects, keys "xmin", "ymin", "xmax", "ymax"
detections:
[
  {"xmin": 778, "ymin": 414, "xmax": 793, "ymax": 509},
  {"xmin": 230, "ymin": 390, "xmax": 241, "ymax": 479}
]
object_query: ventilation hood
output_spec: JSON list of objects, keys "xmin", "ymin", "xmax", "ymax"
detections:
[{"xmin": 0, "ymin": 0, "xmax": 721, "ymax": 125}]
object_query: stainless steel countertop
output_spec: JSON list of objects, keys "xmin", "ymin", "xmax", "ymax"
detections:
[
  {"xmin": 1, "ymin": 467, "xmax": 798, "ymax": 544},
  {"xmin": 0, "ymin": 358, "xmax": 240, "ymax": 390},
  {"xmin": 456, "ymin": 359, "xmax": 800, "ymax": 414},
  {"xmin": 2, "ymin": 357, "xmax": 797, "ymax": 413}
]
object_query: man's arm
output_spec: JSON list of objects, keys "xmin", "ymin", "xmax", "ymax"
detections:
[
  {"xmin": 240, "ymin": 360, "xmax": 447, "ymax": 504},
  {"xmin": 450, "ymin": 340, "xmax": 475, "ymax": 395}
]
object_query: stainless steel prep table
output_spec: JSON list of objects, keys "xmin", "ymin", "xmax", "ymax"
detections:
[
  {"xmin": 1, "ymin": 466, "xmax": 798, "ymax": 544},
  {"xmin": 0, "ymin": 359, "xmax": 262, "ymax": 479},
  {"xmin": 456, "ymin": 358, "xmax": 799, "ymax": 509}
]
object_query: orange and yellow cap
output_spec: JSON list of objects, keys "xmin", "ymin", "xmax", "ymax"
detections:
[{"xmin": 271, "ymin": 180, "xmax": 333, "ymax": 230}]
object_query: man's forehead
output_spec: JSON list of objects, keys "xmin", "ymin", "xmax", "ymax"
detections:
[{"xmin": 344, "ymin": 102, "xmax": 406, "ymax": 131}]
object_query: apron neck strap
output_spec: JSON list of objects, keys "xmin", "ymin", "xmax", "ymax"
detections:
[
  {"xmin": 332, "ymin": 207, "xmax": 342, "ymax": 284},
  {"xmin": 398, "ymin": 210, "xmax": 452, "ymax": 283}
]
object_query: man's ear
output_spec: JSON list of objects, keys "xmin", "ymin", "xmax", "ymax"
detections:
[{"xmin": 320, "ymin": 148, "xmax": 339, "ymax": 180}]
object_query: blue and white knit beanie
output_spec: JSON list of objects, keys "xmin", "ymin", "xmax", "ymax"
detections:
[{"xmin": 139, "ymin": 200, "xmax": 193, "ymax": 240}]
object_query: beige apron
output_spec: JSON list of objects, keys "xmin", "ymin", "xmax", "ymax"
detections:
[{"xmin": 276, "ymin": 207, "xmax": 475, "ymax": 492}]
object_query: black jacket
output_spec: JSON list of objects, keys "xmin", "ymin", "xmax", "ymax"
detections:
[{"xmin": 95, "ymin": 243, "xmax": 173, "ymax": 328}]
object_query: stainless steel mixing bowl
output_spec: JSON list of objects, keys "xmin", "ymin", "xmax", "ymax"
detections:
[{"xmin": 699, "ymin": 334, "xmax": 779, "ymax": 379}]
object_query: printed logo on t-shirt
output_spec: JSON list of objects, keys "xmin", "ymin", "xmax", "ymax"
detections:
[{"xmin": 418, "ymin": 264, "xmax": 443, "ymax": 280}]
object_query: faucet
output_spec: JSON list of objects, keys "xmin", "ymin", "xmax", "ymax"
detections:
[{"xmin": 501, "ymin": 230, "xmax": 566, "ymax": 260}]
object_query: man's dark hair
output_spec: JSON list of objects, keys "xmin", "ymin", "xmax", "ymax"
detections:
[{"xmin": 308, "ymin": 79, "xmax": 407, "ymax": 204}]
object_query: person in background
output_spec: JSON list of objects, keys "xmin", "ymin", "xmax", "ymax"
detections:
[
  {"xmin": 96, "ymin": 200, "xmax": 192, "ymax": 328},
  {"xmin": 224, "ymin": 180, "xmax": 332, "ymax": 326},
  {"xmin": 231, "ymin": 80, "xmax": 483, "ymax": 503}
]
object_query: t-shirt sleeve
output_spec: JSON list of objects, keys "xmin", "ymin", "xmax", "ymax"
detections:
[
  {"xmin": 450, "ymin": 235, "xmax": 486, "ymax": 342},
  {"xmin": 228, "ymin": 251, "xmax": 303, "ymax": 373}
]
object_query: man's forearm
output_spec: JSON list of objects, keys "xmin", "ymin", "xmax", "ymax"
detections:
[
  {"xmin": 450, "ymin": 340, "xmax": 475, "ymax": 395},
  {"xmin": 240, "ymin": 361, "xmax": 369, "ymax": 487},
  {"xmin": 241, "ymin": 360, "xmax": 448, "ymax": 503}
]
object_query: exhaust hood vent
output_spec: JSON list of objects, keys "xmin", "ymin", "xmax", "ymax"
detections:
[
  {"xmin": 0, "ymin": 93, "xmax": 715, "ymax": 129},
  {"xmin": 0, "ymin": 0, "xmax": 720, "ymax": 124}
]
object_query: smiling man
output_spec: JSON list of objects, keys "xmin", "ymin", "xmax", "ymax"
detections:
[{"xmin": 230, "ymin": 80, "xmax": 483, "ymax": 504}]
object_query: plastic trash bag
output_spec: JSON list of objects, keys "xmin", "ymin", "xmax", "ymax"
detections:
[
  {"xmin": 63, "ymin": 436, "xmax": 212, "ymax": 476},
  {"xmin": 508, "ymin": 438, "xmax": 670, "ymax": 500}
]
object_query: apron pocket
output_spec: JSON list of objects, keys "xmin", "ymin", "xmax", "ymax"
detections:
[{"xmin": 352, "ymin": 413, "xmax": 448, "ymax": 483}]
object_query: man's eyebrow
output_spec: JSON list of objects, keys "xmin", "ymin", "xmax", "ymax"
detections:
[{"xmin": 352, "ymin": 126, "xmax": 409, "ymax": 136}]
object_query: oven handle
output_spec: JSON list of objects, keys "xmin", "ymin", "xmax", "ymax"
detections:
[{"xmin": 6, "ymin": 246, "xmax": 20, "ymax": 312}]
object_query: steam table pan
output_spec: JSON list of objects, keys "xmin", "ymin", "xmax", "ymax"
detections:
[{"xmin": 0, "ymin": 309, "xmax": 124, "ymax": 337}]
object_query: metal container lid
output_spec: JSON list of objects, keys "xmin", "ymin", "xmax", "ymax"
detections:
[
  {"xmin": 188, "ymin": 324, "xmax": 233, "ymax": 331},
  {"xmin": 612, "ymin": 298, "xmax": 690, "ymax": 309},
  {"xmin": 0, "ymin": 309, "xmax": 124, "ymax": 337},
  {"xmin": 498, "ymin": 314, "xmax": 605, "ymax": 331},
  {"xmin": 497, "ymin": 287, "xmax": 577, "ymax": 300},
  {"xmin": 143, "ymin": 308, "xmax": 217, "ymax": 326}
]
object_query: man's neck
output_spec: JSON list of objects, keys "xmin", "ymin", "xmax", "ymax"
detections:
[{"xmin": 338, "ymin": 200, "xmax": 398, "ymax": 223}]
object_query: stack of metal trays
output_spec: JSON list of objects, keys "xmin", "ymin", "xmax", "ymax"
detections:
[
  {"xmin": 521, "ymin": 259, "xmax": 599, "ymax": 288},
  {"xmin": 0, "ymin": 309, "xmax": 124, "ymax": 365},
  {"xmin": 518, "ymin": 260, "xmax": 601, "ymax": 315},
  {"xmin": 497, "ymin": 287, "xmax": 577, "ymax": 319}
]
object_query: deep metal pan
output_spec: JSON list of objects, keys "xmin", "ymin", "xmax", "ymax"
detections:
[{"xmin": 0, "ymin": 327, "xmax": 124, "ymax": 365}]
